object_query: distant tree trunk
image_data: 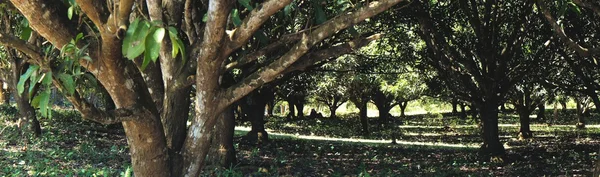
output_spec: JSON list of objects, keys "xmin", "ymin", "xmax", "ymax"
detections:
[
  {"xmin": 399, "ymin": 101, "xmax": 408, "ymax": 117},
  {"xmin": 295, "ymin": 102, "xmax": 305, "ymax": 118},
  {"xmin": 576, "ymin": 100, "xmax": 586, "ymax": 129},
  {"xmin": 206, "ymin": 106, "xmax": 236, "ymax": 168},
  {"xmin": 516, "ymin": 106, "xmax": 533, "ymax": 139},
  {"xmin": 287, "ymin": 99, "xmax": 296, "ymax": 119},
  {"xmin": 479, "ymin": 102, "xmax": 505, "ymax": 158},
  {"xmin": 328, "ymin": 105, "xmax": 338, "ymax": 119},
  {"xmin": 377, "ymin": 105, "xmax": 392, "ymax": 124},
  {"xmin": 536, "ymin": 103, "xmax": 546, "ymax": 120},
  {"xmin": 588, "ymin": 92, "xmax": 600, "ymax": 113},
  {"xmin": 451, "ymin": 98, "xmax": 458, "ymax": 114},
  {"xmin": 470, "ymin": 104, "xmax": 478, "ymax": 120},
  {"xmin": 358, "ymin": 101, "xmax": 369, "ymax": 135},
  {"xmin": 560, "ymin": 100, "xmax": 568, "ymax": 113},
  {"xmin": 244, "ymin": 90, "xmax": 272, "ymax": 143},
  {"xmin": 266, "ymin": 100, "xmax": 275, "ymax": 116}
]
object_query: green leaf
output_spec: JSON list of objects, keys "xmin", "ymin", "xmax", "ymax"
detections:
[
  {"xmin": 168, "ymin": 27, "xmax": 180, "ymax": 59},
  {"xmin": 314, "ymin": 2, "xmax": 327, "ymax": 24},
  {"xmin": 168, "ymin": 27, "xmax": 186, "ymax": 63},
  {"xmin": 284, "ymin": 3, "xmax": 295, "ymax": 17},
  {"xmin": 41, "ymin": 72, "xmax": 53, "ymax": 86},
  {"xmin": 202, "ymin": 13, "xmax": 208, "ymax": 22},
  {"xmin": 68, "ymin": 6, "xmax": 74, "ymax": 20},
  {"xmin": 125, "ymin": 21, "xmax": 150, "ymax": 59},
  {"xmin": 231, "ymin": 9, "xmax": 243, "ymax": 27},
  {"xmin": 32, "ymin": 90, "xmax": 51, "ymax": 117},
  {"xmin": 58, "ymin": 73, "xmax": 75, "ymax": 95},
  {"xmin": 238, "ymin": 0, "xmax": 253, "ymax": 10},
  {"xmin": 17, "ymin": 65, "xmax": 39, "ymax": 95},
  {"xmin": 141, "ymin": 52, "xmax": 152, "ymax": 71},
  {"xmin": 145, "ymin": 27, "xmax": 165, "ymax": 63},
  {"xmin": 122, "ymin": 19, "xmax": 140, "ymax": 56},
  {"xmin": 20, "ymin": 19, "xmax": 32, "ymax": 40}
]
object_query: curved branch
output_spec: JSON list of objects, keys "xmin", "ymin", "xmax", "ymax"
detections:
[
  {"xmin": 219, "ymin": 0, "xmax": 405, "ymax": 111},
  {"xmin": 222, "ymin": 0, "xmax": 293, "ymax": 57},
  {"xmin": 224, "ymin": 31, "xmax": 305, "ymax": 71},
  {"xmin": 75, "ymin": 0, "xmax": 109, "ymax": 31},
  {"xmin": 10, "ymin": 0, "xmax": 77, "ymax": 48},
  {"xmin": 284, "ymin": 33, "xmax": 382, "ymax": 73},
  {"xmin": 537, "ymin": 0, "xmax": 600, "ymax": 57},
  {"xmin": 0, "ymin": 32, "xmax": 45, "ymax": 66}
]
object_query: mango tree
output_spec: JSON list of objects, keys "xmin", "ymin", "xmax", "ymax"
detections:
[{"xmin": 0, "ymin": 0, "xmax": 406, "ymax": 175}]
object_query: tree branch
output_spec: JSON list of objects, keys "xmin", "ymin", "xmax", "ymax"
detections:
[
  {"xmin": 219, "ymin": 0, "xmax": 406, "ymax": 111},
  {"xmin": 10, "ymin": 0, "xmax": 77, "ymax": 48},
  {"xmin": 284, "ymin": 33, "xmax": 382, "ymax": 73},
  {"xmin": 0, "ymin": 32, "xmax": 45, "ymax": 66},
  {"xmin": 537, "ymin": 0, "xmax": 600, "ymax": 57},
  {"xmin": 221, "ymin": 0, "xmax": 293, "ymax": 57},
  {"xmin": 224, "ymin": 31, "xmax": 305, "ymax": 71},
  {"xmin": 75, "ymin": 0, "xmax": 109, "ymax": 31}
]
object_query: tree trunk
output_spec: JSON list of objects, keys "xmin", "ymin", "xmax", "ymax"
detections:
[
  {"xmin": 400, "ymin": 101, "xmax": 408, "ymax": 117},
  {"xmin": 206, "ymin": 106, "xmax": 236, "ymax": 168},
  {"xmin": 517, "ymin": 107, "xmax": 533, "ymax": 139},
  {"xmin": 266, "ymin": 100, "xmax": 275, "ymax": 116},
  {"xmin": 589, "ymin": 93, "xmax": 600, "ymax": 113},
  {"xmin": 576, "ymin": 100, "xmax": 586, "ymax": 129},
  {"xmin": 11, "ymin": 61, "xmax": 41, "ymax": 137},
  {"xmin": 287, "ymin": 99, "xmax": 296, "ymax": 119},
  {"xmin": 536, "ymin": 103, "xmax": 546, "ymax": 120},
  {"xmin": 460, "ymin": 103, "xmax": 467, "ymax": 119},
  {"xmin": 245, "ymin": 100, "xmax": 269, "ymax": 143},
  {"xmin": 500, "ymin": 104, "xmax": 507, "ymax": 113},
  {"xmin": 377, "ymin": 105, "xmax": 392, "ymax": 124},
  {"xmin": 329, "ymin": 105, "xmax": 338, "ymax": 119},
  {"xmin": 295, "ymin": 102, "xmax": 305, "ymax": 118},
  {"xmin": 451, "ymin": 98, "xmax": 458, "ymax": 114},
  {"xmin": 0, "ymin": 83, "xmax": 6, "ymax": 105},
  {"xmin": 560, "ymin": 100, "xmax": 568, "ymax": 113},
  {"xmin": 470, "ymin": 104, "xmax": 478, "ymax": 120},
  {"xmin": 358, "ymin": 101, "xmax": 369, "ymax": 135},
  {"xmin": 479, "ymin": 103, "xmax": 505, "ymax": 159}
]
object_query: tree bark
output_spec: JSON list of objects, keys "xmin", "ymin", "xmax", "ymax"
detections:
[
  {"xmin": 517, "ymin": 107, "xmax": 533, "ymax": 139},
  {"xmin": 11, "ymin": 61, "xmax": 40, "ymax": 137},
  {"xmin": 287, "ymin": 99, "xmax": 296, "ymax": 119},
  {"xmin": 451, "ymin": 99, "xmax": 458, "ymax": 114},
  {"xmin": 245, "ymin": 101, "xmax": 269, "ymax": 143},
  {"xmin": 206, "ymin": 106, "xmax": 236, "ymax": 168},
  {"xmin": 266, "ymin": 100, "xmax": 275, "ymax": 116},
  {"xmin": 460, "ymin": 103, "xmax": 467, "ymax": 119},
  {"xmin": 536, "ymin": 103, "xmax": 546, "ymax": 120},
  {"xmin": 329, "ymin": 105, "xmax": 338, "ymax": 119},
  {"xmin": 400, "ymin": 101, "xmax": 408, "ymax": 117},
  {"xmin": 358, "ymin": 101, "xmax": 369, "ymax": 135},
  {"xmin": 295, "ymin": 102, "xmax": 305, "ymax": 118},
  {"xmin": 576, "ymin": 100, "xmax": 586, "ymax": 129},
  {"xmin": 479, "ymin": 103, "xmax": 505, "ymax": 158}
]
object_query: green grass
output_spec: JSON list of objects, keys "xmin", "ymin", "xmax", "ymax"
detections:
[{"xmin": 2, "ymin": 103, "xmax": 600, "ymax": 176}]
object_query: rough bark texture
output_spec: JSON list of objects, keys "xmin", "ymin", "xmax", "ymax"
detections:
[
  {"xmin": 517, "ymin": 108, "xmax": 533, "ymax": 139},
  {"xmin": 400, "ymin": 101, "xmax": 408, "ymax": 117}
]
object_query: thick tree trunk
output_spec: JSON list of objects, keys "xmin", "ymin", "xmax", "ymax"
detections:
[
  {"xmin": 560, "ymin": 100, "xmax": 568, "ymax": 113},
  {"xmin": 479, "ymin": 103, "xmax": 505, "ymax": 159},
  {"xmin": 517, "ymin": 107, "xmax": 533, "ymax": 139},
  {"xmin": 400, "ymin": 101, "xmax": 408, "ymax": 117},
  {"xmin": 206, "ymin": 106, "xmax": 236, "ymax": 168}
]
